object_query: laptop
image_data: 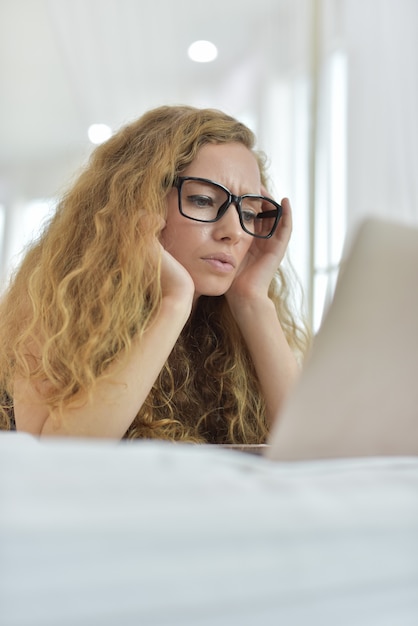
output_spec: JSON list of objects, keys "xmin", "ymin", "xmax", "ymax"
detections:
[{"xmin": 266, "ymin": 217, "xmax": 418, "ymax": 461}]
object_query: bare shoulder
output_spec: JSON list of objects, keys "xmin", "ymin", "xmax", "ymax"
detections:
[
  {"xmin": 13, "ymin": 338, "xmax": 51, "ymax": 436},
  {"xmin": 13, "ymin": 376, "xmax": 50, "ymax": 435}
]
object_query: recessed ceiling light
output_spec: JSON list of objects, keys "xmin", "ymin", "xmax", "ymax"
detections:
[
  {"xmin": 187, "ymin": 40, "xmax": 218, "ymax": 63},
  {"xmin": 88, "ymin": 123, "xmax": 112, "ymax": 145}
]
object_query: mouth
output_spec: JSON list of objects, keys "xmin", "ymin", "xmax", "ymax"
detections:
[{"xmin": 202, "ymin": 253, "xmax": 236, "ymax": 273}]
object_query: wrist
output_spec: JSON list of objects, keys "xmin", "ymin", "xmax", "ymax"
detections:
[
  {"xmin": 227, "ymin": 293, "xmax": 276, "ymax": 322},
  {"xmin": 161, "ymin": 288, "xmax": 193, "ymax": 321}
]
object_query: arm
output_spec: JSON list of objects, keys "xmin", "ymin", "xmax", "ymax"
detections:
[
  {"xmin": 225, "ymin": 198, "xmax": 299, "ymax": 427},
  {"xmin": 14, "ymin": 249, "xmax": 195, "ymax": 439}
]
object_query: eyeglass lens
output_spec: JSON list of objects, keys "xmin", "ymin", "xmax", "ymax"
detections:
[{"xmin": 180, "ymin": 179, "xmax": 279, "ymax": 238}]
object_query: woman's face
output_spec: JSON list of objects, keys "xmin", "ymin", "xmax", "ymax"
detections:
[{"xmin": 162, "ymin": 142, "xmax": 261, "ymax": 300}]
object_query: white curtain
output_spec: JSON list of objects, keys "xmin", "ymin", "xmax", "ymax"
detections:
[
  {"xmin": 315, "ymin": 0, "xmax": 418, "ymax": 327},
  {"xmin": 260, "ymin": 0, "xmax": 418, "ymax": 328}
]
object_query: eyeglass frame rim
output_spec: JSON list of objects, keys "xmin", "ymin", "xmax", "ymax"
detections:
[{"xmin": 173, "ymin": 176, "xmax": 282, "ymax": 239}]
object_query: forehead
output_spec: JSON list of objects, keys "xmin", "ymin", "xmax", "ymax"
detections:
[{"xmin": 183, "ymin": 142, "xmax": 261, "ymax": 191}]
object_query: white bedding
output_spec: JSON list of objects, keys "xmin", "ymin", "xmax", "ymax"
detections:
[{"xmin": 1, "ymin": 432, "xmax": 418, "ymax": 625}]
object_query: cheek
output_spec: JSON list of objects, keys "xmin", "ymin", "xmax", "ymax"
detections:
[
  {"xmin": 160, "ymin": 226, "xmax": 170, "ymax": 248},
  {"xmin": 160, "ymin": 213, "xmax": 182, "ymax": 250},
  {"xmin": 162, "ymin": 218, "xmax": 211, "ymax": 251},
  {"xmin": 162, "ymin": 193, "xmax": 181, "ymax": 245},
  {"xmin": 160, "ymin": 222, "xmax": 199, "ymax": 264}
]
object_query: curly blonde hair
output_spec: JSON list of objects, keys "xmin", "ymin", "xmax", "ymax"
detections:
[{"xmin": 0, "ymin": 105, "xmax": 310, "ymax": 441}]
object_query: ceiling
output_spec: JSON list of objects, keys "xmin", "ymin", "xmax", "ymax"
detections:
[{"xmin": 0, "ymin": 0, "xmax": 291, "ymax": 199}]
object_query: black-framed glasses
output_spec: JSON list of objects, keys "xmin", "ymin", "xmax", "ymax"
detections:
[{"xmin": 174, "ymin": 176, "xmax": 282, "ymax": 239}]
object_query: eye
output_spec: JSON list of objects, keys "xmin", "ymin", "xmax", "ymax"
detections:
[
  {"xmin": 186, "ymin": 194, "xmax": 215, "ymax": 209},
  {"xmin": 241, "ymin": 209, "xmax": 257, "ymax": 223},
  {"xmin": 240, "ymin": 198, "xmax": 261, "ymax": 223}
]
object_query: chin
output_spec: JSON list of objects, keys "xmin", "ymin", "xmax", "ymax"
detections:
[
  {"xmin": 193, "ymin": 277, "xmax": 233, "ymax": 299},
  {"xmin": 195, "ymin": 287, "xmax": 230, "ymax": 301}
]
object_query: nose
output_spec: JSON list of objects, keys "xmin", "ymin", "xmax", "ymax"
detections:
[{"xmin": 212, "ymin": 203, "xmax": 244, "ymax": 242}]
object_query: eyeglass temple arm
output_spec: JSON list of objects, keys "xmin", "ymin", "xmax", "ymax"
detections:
[{"xmin": 256, "ymin": 209, "xmax": 281, "ymax": 220}]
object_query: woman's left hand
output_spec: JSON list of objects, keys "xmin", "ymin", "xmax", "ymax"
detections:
[{"xmin": 226, "ymin": 196, "xmax": 292, "ymax": 304}]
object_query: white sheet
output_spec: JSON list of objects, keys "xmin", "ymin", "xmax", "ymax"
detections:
[{"xmin": 1, "ymin": 432, "xmax": 418, "ymax": 625}]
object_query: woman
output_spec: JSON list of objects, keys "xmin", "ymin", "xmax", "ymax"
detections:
[{"xmin": 0, "ymin": 105, "xmax": 310, "ymax": 441}]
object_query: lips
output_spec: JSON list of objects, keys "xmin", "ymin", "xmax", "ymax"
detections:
[
  {"xmin": 203, "ymin": 253, "xmax": 236, "ymax": 266},
  {"xmin": 202, "ymin": 253, "xmax": 236, "ymax": 272}
]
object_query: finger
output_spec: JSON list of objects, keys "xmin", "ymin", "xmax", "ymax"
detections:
[
  {"xmin": 266, "ymin": 197, "xmax": 292, "ymax": 256},
  {"xmin": 267, "ymin": 197, "xmax": 292, "ymax": 245},
  {"xmin": 280, "ymin": 197, "xmax": 293, "ymax": 231}
]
